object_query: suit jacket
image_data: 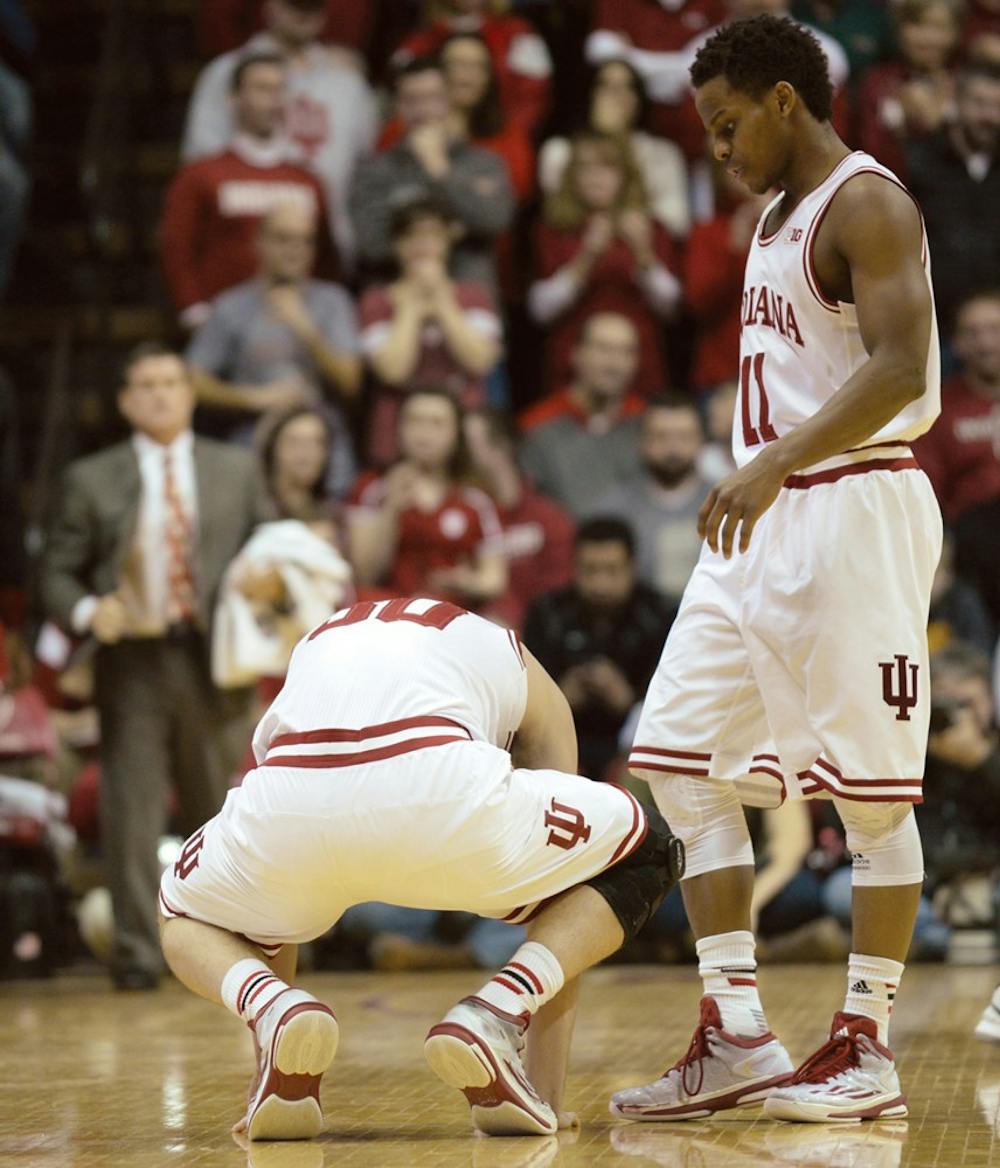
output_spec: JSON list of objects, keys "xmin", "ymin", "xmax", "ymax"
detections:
[{"xmin": 41, "ymin": 435, "xmax": 274, "ymax": 636}]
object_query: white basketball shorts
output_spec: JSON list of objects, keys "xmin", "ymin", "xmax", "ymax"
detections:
[
  {"xmin": 158, "ymin": 738, "xmax": 647, "ymax": 952},
  {"xmin": 629, "ymin": 463, "xmax": 942, "ymax": 804}
]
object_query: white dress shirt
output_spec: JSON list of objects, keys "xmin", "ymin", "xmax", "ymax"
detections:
[{"xmin": 71, "ymin": 430, "xmax": 199, "ymax": 636}]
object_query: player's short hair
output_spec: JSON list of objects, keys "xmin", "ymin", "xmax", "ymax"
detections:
[
  {"xmin": 930, "ymin": 640, "xmax": 992, "ymax": 688},
  {"xmin": 575, "ymin": 516, "xmax": 636, "ymax": 560},
  {"xmin": 689, "ymin": 14, "xmax": 834, "ymax": 123},
  {"xmin": 389, "ymin": 195, "xmax": 454, "ymax": 240},
  {"xmin": 230, "ymin": 51, "xmax": 285, "ymax": 93},
  {"xmin": 120, "ymin": 341, "xmax": 186, "ymax": 386}
]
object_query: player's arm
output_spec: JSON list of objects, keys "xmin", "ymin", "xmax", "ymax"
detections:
[
  {"xmin": 757, "ymin": 177, "xmax": 932, "ymax": 475},
  {"xmin": 701, "ymin": 176, "xmax": 932, "ymax": 557},
  {"xmin": 511, "ymin": 646, "xmax": 579, "ymax": 775}
]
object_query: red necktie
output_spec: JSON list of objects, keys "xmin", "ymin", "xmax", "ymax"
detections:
[{"xmin": 163, "ymin": 449, "xmax": 196, "ymax": 624}]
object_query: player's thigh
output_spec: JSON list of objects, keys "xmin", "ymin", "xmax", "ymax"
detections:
[
  {"xmin": 454, "ymin": 767, "xmax": 649, "ymax": 923},
  {"xmin": 630, "ymin": 560, "xmax": 769, "ymax": 782},
  {"xmin": 753, "ymin": 471, "xmax": 941, "ymax": 786},
  {"xmin": 158, "ymin": 783, "xmax": 350, "ymax": 949}
]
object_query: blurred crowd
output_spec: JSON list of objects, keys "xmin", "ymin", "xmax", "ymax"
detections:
[{"xmin": 0, "ymin": 0, "xmax": 999, "ymax": 986}]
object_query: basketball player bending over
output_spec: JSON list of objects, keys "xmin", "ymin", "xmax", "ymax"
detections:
[
  {"xmin": 611, "ymin": 16, "xmax": 942, "ymax": 1124},
  {"xmin": 157, "ymin": 598, "xmax": 683, "ymax": 1140}
]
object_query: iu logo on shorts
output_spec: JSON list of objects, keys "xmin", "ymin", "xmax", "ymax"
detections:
[
  {"xmin": 544, "ymin": 798, "xmax": 592, "ymax": 850},
  {"xmin": 174, "ymin": 827, "xmax": 205, "ymax": 881},
  {"xmin": 879, "ymin": 654, "xmax": 919, "ymax": 722}
]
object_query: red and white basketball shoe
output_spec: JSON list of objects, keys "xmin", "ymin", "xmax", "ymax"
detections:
[
  {"xmin": 609, "ymin": 996, "xmax": 795, "ymax": 1121},
  {"xmin": 425, "ymin": 997, "xmax": 558, "ymax": 1136},
  {"xmin": 243, "ymin": 989, "xmax": 340, "ymax": 1141},
  {"xmin": 763, "ymin": 1012, "xmax": 907, "ymax": 1123}
]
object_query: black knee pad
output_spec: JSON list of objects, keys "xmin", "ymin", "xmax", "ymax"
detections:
[{"xmin": 586, "ymin": 803, "xmax": 685, "ymax": 942}]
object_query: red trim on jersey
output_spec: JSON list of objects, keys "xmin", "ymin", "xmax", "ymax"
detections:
[
  {"xmin": 798, "ymin": 768, "xmax": 923, "ymax": 803},
  {"xmin": 630, "ymin": 746, "xmax": 712, "ymax": 760},
  {"xmin": 783, "ymin": 457, "xmax": 919, "ymax": 489},
  {"xmin": 261, "ymin": 734, "xmax": 470, "ymax": 769},
  {"xmin": 506, "ymin": 628, "xmax": 526, "ymax": 669},
  {"xmin": 628, "ymin": 760, "xmax": 712, "ymax": 777},
  {"xmin": 749, "ymin": 763, "xmax": 784, "ymax": 782},
  {"xmin": 757, "ymin": 152, "xmax": 863, "ymax": 248},
  {"xmin": 268, "ymin": 715, "xmax": 470, "ymax": 749},
  {"xmin": 606, "ymin": 783, "xmax": 649, "ymax": 866},
  {"xmin": 843, "ymin": 441, "xmax": 912, "ymax": 455},
  {"xmin": 804, "ymin": 165, "xmax": 928, "ymax": 314},
  {"xmin": 752, "ymin": 753, "xmax": 781, "ymax": 763},
  {"xmin": 158, "ymin": 889, "xmax": 188, "ymax": 918}
]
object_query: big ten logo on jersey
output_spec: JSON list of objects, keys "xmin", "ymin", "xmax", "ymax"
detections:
[
  {"xmin": 174, "ymin": 827, "xmax": 205, "ymax": 881},
  {"xmin": 308, "ymin": 598, "xmax": 467, "ymax": 640},
  {"xmin": 544, "ymin": 798, "xmax": 592, "ymax": 851}
]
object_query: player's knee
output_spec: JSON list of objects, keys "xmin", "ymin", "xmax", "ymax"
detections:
[
  {"xmin": 836, "ymin": 799, "xmax": 924, "ymax": 887},
  {"xmin": 644, "ymin": 771, "xmax": 754, "ymax": 879},
  {"xmin": 585, "ymin": 805, "xmax": 685, "ymax": 942}
]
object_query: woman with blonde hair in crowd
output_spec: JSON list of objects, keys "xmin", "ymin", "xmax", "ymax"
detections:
[{"xmin": 528, "ymin": 131, "xmax": 681, "ymax": 397}]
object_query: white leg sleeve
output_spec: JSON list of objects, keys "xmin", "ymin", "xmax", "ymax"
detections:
[
  {"xmin": 834, "ymin": 799, "xmax": 924, "ymax": 888},
  {"xmin": 644, "ymin": 773, "xmax": 754, "ymax": 879}
]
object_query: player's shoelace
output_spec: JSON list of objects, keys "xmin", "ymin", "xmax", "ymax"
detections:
[
  {"xmin": 789, "ymin": 1033, "xmax": 858, "ymax": 1085},
  {"xmin": 667, "ymin": 1004, "xmax": 716, "ymax": 1097}
]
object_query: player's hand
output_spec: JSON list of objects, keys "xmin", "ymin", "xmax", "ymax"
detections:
[
  {"xmin": 90, "ymin": 594, "xmax": 128, "ymax": 644},
  {"xmin": 698, "ymin": 446, "xmax": 789, "ymax": 558},
  {"xmin": 928, "ymin": 705, "xmax": 994, "ymax": 771},
  {"xmin": 618, "ymin": 209, "xmax": 654, "ymax": 264}
]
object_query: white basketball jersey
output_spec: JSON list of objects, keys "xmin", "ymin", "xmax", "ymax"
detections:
[
  {"xmin": 734, "ymin": 151, "xmax": 940, "ymax": 469},
  {"xmin": 252, "ymin": 597, "xmax": 528, "ymax": 763}
]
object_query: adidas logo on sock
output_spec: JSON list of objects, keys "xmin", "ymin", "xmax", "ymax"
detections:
[{"xmin": 850, "ymin": 979, "xmax": 872, "ymax": 995}]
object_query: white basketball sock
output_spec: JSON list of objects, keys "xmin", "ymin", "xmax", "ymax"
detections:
[
  {"xmin": 844, "ymin": 953, "xmax": 904, "ymax": 1046},
  {"xmin": 220, "ymin": 958, "xmax": 291, "ymax": 1026},
  {"xmin": 472, "ymin": 942, "xmax": 565, "ymax": 1025},
  {"xmin": 697, "ymin": 930, "xmax": 770, "ymax": 1038}
]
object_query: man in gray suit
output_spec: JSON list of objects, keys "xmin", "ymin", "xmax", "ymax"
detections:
[{"xmin": 42, "ymin": 342, "xmax": 274, "ymax": 989}]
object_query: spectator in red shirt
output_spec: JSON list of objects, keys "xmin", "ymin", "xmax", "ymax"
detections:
[
  {"xmin": 586, "ymin": 0, "xmax": 727, "ymax": 160},
  {"xmin": 160, "ymin": 52, "xmax": 334, "ymax": 329},
  {"xmin": 857, "ymin": 0, "xmax": 962, "ymax": 178},
  {"xmin": 914, "ymin": 290, "xmax": 1000, "ymax": 521},
  {"xmin": 391, "ymin": 0, "xmax": 553, "ymax": 136},
  {"xmin": 685, "ymin": 162, "xmax": 771, "ymax": 393},
  {"xmin": 464, "ymin": 407, "xmax": 576, "ymax": 630},
  {"xmin": 528, "ymin": 131, "xmax": 681, "ymax": 397},
  {"xmin": 539, "ymin": 58, "xmax": 691, "ymax": 240},
  {"xmin": 348, "ymin": 388, "xmax": 507, "ymax": 607},
  {"xmin": 359, "ymin": 197, "xmax": 502, "ymax": 468}
]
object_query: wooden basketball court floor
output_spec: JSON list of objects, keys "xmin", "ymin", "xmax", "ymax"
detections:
[{"xmin": 2, "ymin": 963, "xmax": 998, "ymax": 1168}]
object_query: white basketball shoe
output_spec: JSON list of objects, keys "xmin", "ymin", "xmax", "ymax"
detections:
[
  {"xmin": 975, "ymin": 987, "xmax": 1000, "ymax": 1041},
  {"xmin": 764, "ymin": 1012, "xmax": 907, "ymax": 1123},
  {"xmin": 425, "ymin": 997, "xmax": 558, "ymax": 1136},
  {"xmin": 244, "ymin": 989, "xmax": 340, "ymax": 1140},
  {"xmin": 609, "ymin": 996, "xmax": 795, "ymax": 1121}
]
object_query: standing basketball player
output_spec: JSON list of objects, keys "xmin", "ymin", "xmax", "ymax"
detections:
[
  {"xmin": 610, "ymin": 16, "xmax": 942, "ymax": 1124},
  {"xmin": 157, "ymin": 597, "xmax": 682, "ymax": 1140}
]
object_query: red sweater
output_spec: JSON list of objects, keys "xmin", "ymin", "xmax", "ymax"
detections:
[
  {"xmin": 393, "ymin": 15, "xmax": 552, "ymax": 136},
  {"xmin": 590, "ymin": 0, "xmax": 726, "ymax": 160},
  {"xmin": 159, "ymin": 150, "xmax": 333, "ymax": 313},
  {"xmin": 684, "ymin": 212, "xmax": 747, "ymax": 392},
  {"xmin": 534, "ymin": 221, "xmax": 679, "ymax": 396},
  {"xmin": 913, "ymin": 374, "xmax": 1000, "ymax": 521}
]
